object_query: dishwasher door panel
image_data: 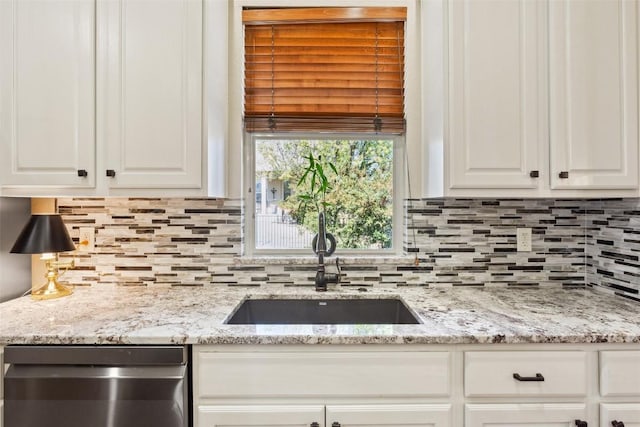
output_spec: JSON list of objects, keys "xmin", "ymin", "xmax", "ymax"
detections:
[{"xmin": 4, "ymin": 365, "xmax": 188, "ymax": 427}]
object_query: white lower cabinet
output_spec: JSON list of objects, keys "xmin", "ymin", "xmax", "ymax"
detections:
[
  {"xmin": 600, "ymin": 351, "xmax": 640, "ymax": 427},
  {"xmin": 197, "ymin": 350, "xmax": 450, "ymax": 399},
  {"xmin": 465, "ymin": 351, "xmax": 588, "ymax": 398},
  {"xmin": 197, "ymin": 404, "xmax": 452, "ymax": 427},
  {"xmin": 194, "ymin": 345, "xmax": 640, "ymax": 427},
  {"xmin": 326, "ymin": 404, "xmax": 452, "ymax": 427},
  {"xmin": 194, "ymin": 346, "xmax": 453, "ymax": 427},
  {"xmin": 464, "ymin": 351, "xmax": 589, "ymax": 425},
  {"xmin": 600, "ymin": 403, "xmax": 640, "ymax": 427},
  {"xmin": 198, "ymin": 404, "xmax": 326, "ymax": 427},
  {"xmin": 465, "ymin": 403, "xmax": 587, "ymax": 426},
  {"xmin": 600, "ymin": 351, "xmax": 640, "ymax": 397}
]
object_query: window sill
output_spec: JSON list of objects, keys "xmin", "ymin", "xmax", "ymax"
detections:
[{"xmin": 236, "ymin": 255, "xmax": 415, "ymax": 266}]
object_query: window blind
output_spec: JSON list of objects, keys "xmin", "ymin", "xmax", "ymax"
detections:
[{"xmin": 243, "ymin": 7, "xmax": 406, "ymax": 134}]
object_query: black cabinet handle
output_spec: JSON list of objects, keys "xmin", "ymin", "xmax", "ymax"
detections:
[
  {"xmin": 77, "ymin": 169, "xmax": 88, "ymax": 177},
  {"xmin": 575, "ymin": 420, "xmax": 588, "ymax": 427},
  {"xmin": 612, "ymin": 421, "xmax": 625, "ymax": 427},
  {"xmin": 311, "ymin": 423, "xmax": 319, "ymax": 427},
  {"xmin": 529, "ymin": 170, "xmax": 539, "ymax": 178},
  {"xmin": 332, "ymin": 423, "xmax": 341, "ymax": 427},
  {"xmin": 513, "ymin": 373, "xmax": 545, "ymax": 382},
  {"xmin": 106, "ymin": 169, "xmax": 116, "ymax": 177},
  {"xmin": 559, "ymin": 171, "xmax": 569, "ymax": 179}
]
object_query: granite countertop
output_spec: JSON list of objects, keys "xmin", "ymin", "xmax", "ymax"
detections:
[{"xmin": 0, "ymin": 286, "xmax": 639, "ymax": 345}]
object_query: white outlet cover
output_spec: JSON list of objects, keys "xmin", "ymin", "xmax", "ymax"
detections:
[
  {"xmin": 79, "ymin": 227, "xmax": 95, "ymax": 251},
  {"xmin": 516, "ymin": 228, "xmax": 532, "ymax": 252}
]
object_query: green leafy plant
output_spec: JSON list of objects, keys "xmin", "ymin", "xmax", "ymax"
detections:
[{"xmin": 296, "ymin": 153, "xmax": 337, "ymax": 214}]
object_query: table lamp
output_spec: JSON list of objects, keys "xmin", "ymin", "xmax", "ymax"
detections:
[{"xmin": 10, "ymin": 214, "xmax": 76, "ymax": 300}]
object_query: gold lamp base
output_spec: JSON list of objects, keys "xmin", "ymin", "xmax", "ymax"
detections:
[
  {"xmin": 32, "ymin": 280, "xmax": 73, "ymax": 300},
  {"xmin": 31, "ymin": 256, "xmax": 74, "ymax": 300}
]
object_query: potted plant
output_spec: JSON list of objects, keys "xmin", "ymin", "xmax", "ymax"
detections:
[{"xmin": 297, "ymin": 153, "xmax": 337, "ymax": 255}]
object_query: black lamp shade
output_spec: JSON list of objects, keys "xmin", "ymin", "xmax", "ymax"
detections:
[{"xmin": 10, "ymin": 214, "xmax": 75, "ymax": 254}]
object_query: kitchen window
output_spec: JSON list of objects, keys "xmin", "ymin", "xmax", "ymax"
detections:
[
  {"xmin": 242, "ymin": 7, "xmax": 406, "ymax": 256},
  {"xmin": 247, "ymin": 134, "xmax": 403, "ymax": 255}
]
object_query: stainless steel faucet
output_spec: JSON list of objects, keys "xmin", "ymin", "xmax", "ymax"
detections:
[{"xmin": 315, "ymin": 212, "xmax": 339, "ymax": 291}]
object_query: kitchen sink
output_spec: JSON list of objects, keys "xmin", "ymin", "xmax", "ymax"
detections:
[{"xmin": 225, "ymin": 298, "xmax": 421, "ymax": 325}]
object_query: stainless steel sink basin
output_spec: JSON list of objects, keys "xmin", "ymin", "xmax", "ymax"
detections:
[{"xmin": 225, "ymin": 298, "xmax": 421, "ymax": 325}]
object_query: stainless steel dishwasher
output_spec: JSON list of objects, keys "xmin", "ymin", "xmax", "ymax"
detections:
[{"xmin": 4, "ymin": 345, "xmax": 190, "ymax": 427}]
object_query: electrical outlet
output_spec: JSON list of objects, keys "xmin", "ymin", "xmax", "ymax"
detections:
[
  {"xmin": 516, "ymin": 228, "xmax": 532, "ymax": 252},
  {"xmin": 78, "ymin": 227, "xmax": 95, "ymax": 251}
]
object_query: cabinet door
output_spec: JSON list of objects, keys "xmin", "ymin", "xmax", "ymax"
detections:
[
  {"xmin": 549, "ymin": 0, "xmax": 638, "ymax": 190},
  {"xmin": 600, "ymin": 351, "xmax": 640, "ymax": 397},
  {"xmin": 601, "ymin": 403, "xmax": 640, "ymax": 427},
  {"xmin": 447, "ymin": 0, "xmax": 543, "ymax": 189},
  {"xmin": 0, "ymin": 0, "xmax": 95, "ymax": 188},
  {"xmin": 326, "ymin": 404, "xmax": 451, "ymax": 427},
  {"xmin": 100, "ymin": 0, "xmax": 202, "ymax": 189},
  {"xmin": 197, "ymin": 405, "xmax": 324, "ymax": 427},
  {"xmin": 466, "ymin": 403, "xmax": 587, "ymax": 427}
]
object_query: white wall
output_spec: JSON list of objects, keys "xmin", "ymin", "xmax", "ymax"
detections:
[{"xmin": 0, "ymin": 198, "xmax": 31, "ymax": 302}]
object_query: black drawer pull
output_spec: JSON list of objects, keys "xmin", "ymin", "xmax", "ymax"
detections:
[
  {"xmin": 529, "ymin": 170, "xmax": 539, "ymax": 178},
  {"xmin": 332, "ymin": 423, "xmax": 341, "ymax": 427},
  {"xmin": 106, "ymin": 169, "xmax": 116, "ymax": 177},
  {"xmin": 311, "ymin": 423, "xmax": 319, "ymax": 427},
  {"xmin": 513, "ymin": 373, "xmax": 544, "ymax": 382},
  {"xmin": 559, "ymin": 171, "xmax": 569, "ymax": 179},
  {"xmin": 575, "ymin": 420, "xmax": 588, "ymax": 427},
  {"xmin": 612, "ymin": 421, "xmax": 625, "ymax": 427},
  {"xmin": 77, "ymin": 169, "xmax": 88, "ymax": 177}
]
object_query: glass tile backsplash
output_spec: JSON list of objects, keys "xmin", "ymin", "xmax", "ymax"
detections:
[{"xmin": 56, "ymin": 198, "xmax": 639, "ymax": 302}]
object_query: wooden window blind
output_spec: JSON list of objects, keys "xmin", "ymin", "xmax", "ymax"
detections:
[{"xmin": 243, "ymin": 7, "xmax": 406, "ymax": 134}]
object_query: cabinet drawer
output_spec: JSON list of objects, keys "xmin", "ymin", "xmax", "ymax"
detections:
[
  {"xmin": 197, "ymin": 404, "xmax": 325, "ymax": 427},
  {"xmin": 600, "ymin": 351, "xmax": 640, "ymax": 397},
  {"xmin": 600, "ymin": 403, "xmax": 640, "ymax": 427},
  {"xmin": 197, "ymin": 351, "xmax": 450, "ymax": 399},
  {"xmin": 464, "ymin": 351, "xmax": 587, "ymax": 397},
  {"xmin": 465, "ymin": 403, "xmax": 587, "ymax": 426}
]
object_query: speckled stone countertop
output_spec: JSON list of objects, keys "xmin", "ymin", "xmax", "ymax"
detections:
[{"xmin": 0, "ymin": 286, "xmax": 638, "ymax": 345}]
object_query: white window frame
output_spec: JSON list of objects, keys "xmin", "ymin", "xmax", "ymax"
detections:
[{"xmin": 244, "ymin": 133, "xmax": 405, "ymax": 257}]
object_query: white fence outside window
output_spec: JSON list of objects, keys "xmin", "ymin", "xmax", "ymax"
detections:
[{"xmin": 255, "ymin": 214, "xmax": 314, "ymax": 250}]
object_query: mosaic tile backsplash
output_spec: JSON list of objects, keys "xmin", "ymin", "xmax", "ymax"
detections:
[
  {"xmin": 586, "ymin": 198, "xmax": 640, "ymax": 302},
  {"xmin": 55, "ymin": 197, "xmax": 639, "ymax": 301}
]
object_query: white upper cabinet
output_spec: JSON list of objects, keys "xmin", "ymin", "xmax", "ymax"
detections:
[
  {"xmin": 99, "ymin": 0, "xmax": 203, "ymax": 190},
  {"xmin": 448, "ymin": 0, "xmax": 544, "ymax": 190},
  {"xmin": 443, "ymin": 0, "xmax": 640, "ymax": 196},
  {"xmin": 0, "ymin": 0, "xmax": 207, "ymax": 196},
  {"xmin": 0, "ymin": 0, "xmax": 95, "ymax": 188},
  {"xmin": 549, "ymin": 0, "xmax": 639, "ymax": 190}
]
